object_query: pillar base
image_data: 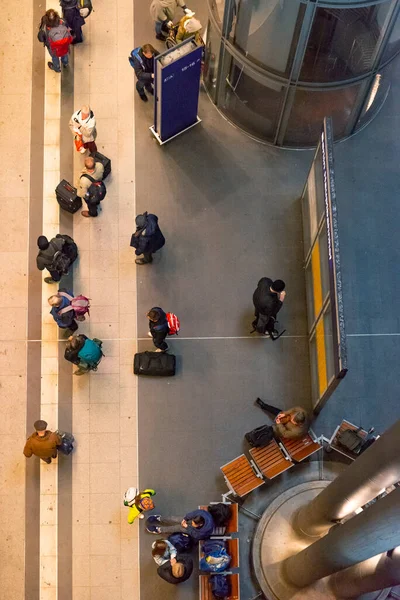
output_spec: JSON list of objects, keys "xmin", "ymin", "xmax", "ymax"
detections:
[{"xmin": 253, "ymin": 481, "xmax": 337, "ymax": 600}]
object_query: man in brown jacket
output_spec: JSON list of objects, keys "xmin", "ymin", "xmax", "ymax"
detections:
[
  {"xmin": 23, "ymin": 420, "xmax": 61, "ymax": 464},
  {"xmin": 255, "ymin": 399, "xmax": 310, "ymax": 441}
]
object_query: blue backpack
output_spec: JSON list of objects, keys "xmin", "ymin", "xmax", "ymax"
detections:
[
  {"xmin": 167, "ymin": 532, "xmax": 193, "ymax": 553},
  {"xmin": 78, "ymin": 338, "xmax": 103, "ymax": 364},
  {"xmin": 200, "ymin": 540, "xmax": 231, "ymax": 573},
  {"xmin": 210, "ymin": 574, "xmax": 231, "ymax": 599},
  {"xmin": 129, "ymin": 47, "xmax": 144, "ymax": 70}
]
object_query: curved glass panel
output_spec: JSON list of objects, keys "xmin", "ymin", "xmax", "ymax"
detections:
[
  {"xmin": 209, "ymin": 0, "xmax": 224, "ymax": 28},
  {"xmin": 203, "ymin": 19, "xmax": 221, "ymax": 102},
  {"xmin": 220, "ymin": 54, "xmax": 286, "ymax": 142},
  {"xmin": 232, "ymin": 0, "xmax": 305, "ymax": 76},
  {"xmin": 299, "ymin": 2, "xmax": 395, "ymax": 83},
  {"xmin": 283, "ymin": 83, "xmax": 362, "ymax": 146},
  {"xmin": 381, "ymin": 9, "xmax": 400, "ymax": 64},
  {"xmin": 355, "ymin": 63, "xmax": 392, "ymax": 130}
]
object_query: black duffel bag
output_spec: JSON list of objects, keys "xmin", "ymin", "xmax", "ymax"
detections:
[{"xmin": 245, "ymin": 424, "xmax": 274, "ymax": 448}]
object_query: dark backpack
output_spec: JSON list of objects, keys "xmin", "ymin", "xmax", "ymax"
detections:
[
  {"xmin": 245, "ymin": 424, "xmax": 274, "ymax": 448},
  {"xmin": 81, "ymin": 174, "xmax": 106, "ymax": 203},
  {"xmin": 56, "ymin": 430, "xmax": 74, "ymax": 455},
  {"xmin": 207, "ymin": 503, "xmax": 231, "ymax": 527},
  {"xmin": 210, "ymin": 574, "xmax": 231, "ymax": 599},
  {"xmin": 51, "ymin": 250, "xmax": 71, "ymax": 274},
  {"xmin": 167, "ymin": 532, "xmax": 193, "ymax": 553}
]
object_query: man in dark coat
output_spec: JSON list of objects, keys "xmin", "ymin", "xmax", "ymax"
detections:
[
  {"xmin": 36, "ymin": 235, "xmax": 78, "ymax": 284},
  {"xmin": 129, "ymin": 44, "xmax": 159, "ymax": 102},
  {"xmin": 157, "ymin": 554, "xmax": 193, "ymax": 585},
  {"xmin": 147, "ymin": 307, "xmax": 169, "ymax": 352},
  {"xmin": 59, "ymin": 0, "xmax": 85, "ymax": 44},
  {"xmin": 130, "ymin": 212, "xmax": 165, "ymax": 265},
  {"xmin": 252, "ymin": 277, "xmax": 286, "ymax": 334}
]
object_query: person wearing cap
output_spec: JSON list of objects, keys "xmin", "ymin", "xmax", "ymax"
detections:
[
  {"xmin": 254, "ymin": 400, "xmax": 310, "ymax": 441},
  {"xmin": 252, "ymin": 277, "xmax": 286, "ymax": 334},
  {"xmin": 150, "ymin": 0, "xmax": 194, "ymax": 40},
  {"xmin": 23, "ymin": 421, "xmax": 61, "ymax": 464},
  {"xmin": 36, "ymin": 234, "xmax": 78, "ymax": 283},
  {"xmin": 176, "ymin": 15, "xmax": 202, "ymax": 44},
  {"xmin": 124, "ymin": 487, "xmax": 156, "ymax": 524},
  {"xmin": 130, "ymin": 212, "xmax": 165, "ymax": 265}
]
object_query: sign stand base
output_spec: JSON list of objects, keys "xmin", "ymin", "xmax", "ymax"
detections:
[{"xmin": 150, "ymin": 117, "xmax": 201, "ymax": 146}]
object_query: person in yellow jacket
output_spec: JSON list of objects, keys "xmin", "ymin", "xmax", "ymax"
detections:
[
  {"xmin": 175, "ymin": 15, "xmax": 203, "ymax": 45},
  {"xmin": 124, "ymin": 487, "xmax": 156, "ymax": 524}
]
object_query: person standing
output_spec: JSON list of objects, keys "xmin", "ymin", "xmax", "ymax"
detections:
[
  {"xmin": 48, "ymin": 289, "xmax": 79, "ymax": 333},
  {"xmin": 36, "ymin": 234, "xmax": 78, "ymax": 284},
  {"xmin": 77, "ymin": 156, "xmax": 105, "ymax": 218},
  {"xmin": 252, "ymin": 277, "xmax": 286, "ymax": 334},
  {"xmin": 38, "ymin": 9, "xmax": 73, "ymax": 72},
  {"xmin": 69, "ymin": 105, "xmax": 97, "ymax": 154},
  {"xmin": 255, "ymin": 400, "xmax": 310, "ymax": 441},
  {"xmin": 59, "ymin": 0, "xmax": 85, "ymax": 44},
  {"xmin": 129, "ymin": 45, "xmax": 159, "ymax": 102},
  {"xmin": 23, "ymin": 420, "xmax": 61, "ymax": 464},
  {"xmin": 150, "ymin": 0, "xmax": 194, "ymax": 40},
  {"xmin": 147, "ymin": 307, "xmax": 169, "ymax": 352},
  {"xmin": 64, "ymin": 334, "xmax": 103, "ymax": 375},
  {"xmin": 130, "ymin": 212, "xmax": 165, "ymax": 265}
]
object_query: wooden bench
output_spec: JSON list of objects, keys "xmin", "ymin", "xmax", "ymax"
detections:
[
  {"xmin": 220, "ymin": 455, "xmax": 264, "ymax": 498},
  {"xmin": 199, "ymin": 538, "xmax": 239, "ymax": 570},
  {"xmin": 199, "ymin": 502, "xmax": 239, "ymax": 537},
  {"xmin": 280, "ymin": 431, "xmax": 322, "ymax": 463},
  {"xmin": 249, "ymin": 439, "xmax": 294, "ymax": 479},
  {"xmin": 327, "ymin": 419, "xmax": 368, "ymax": 461},
  {"xmin": 199, "ymin": 573, "xmax": 240, "ymax": 600}
]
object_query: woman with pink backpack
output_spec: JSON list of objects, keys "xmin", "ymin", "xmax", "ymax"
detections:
[{"xmin": 48, "ymin": 289, "xmax": 90, "ymax": 334}]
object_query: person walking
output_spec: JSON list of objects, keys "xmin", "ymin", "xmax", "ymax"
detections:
[
  {"xmin": 147, "ymin": 307, "xmax": 169, "ymax": 352},
  {"xmin": 69, "ymin": 105, "xmax": 97, "ymax": 154},
  {"xmin": 48, "ymin": 289, "xmax": 78, "ymax": 333},
  {"xmin": 252, "ymin": 277, "xmax": 286, "ymax": 335},
  {"xmin": 59, "ymin": 0, "xmax": 85, "ymax": 44},
  {"xmin": 130, "ymin": 212, "xmax": 165, "ymax": 265},
  {"xmin": 77, "ymin": 156, "xmax": 105, "ymax": 217},
  {"xmin": 64, "ymin": 334, "xmax": 103, "ymax": 375},
  {"xmin": 38, "ymin": 9, "xmax": 73, "ymax": 72},
  {"xmin": 157, "ymin": 555, "xmax": 193, "ymax": 584},
  {"xmin": 36, "ymin": 234, "xmax": 78, "ymax": 284},
  {"xmin": 129, "ymin": 45, "xmax": 159, "ymax": 102},
  {"xmin": 255, "ymin": 399, "xmax": 310, "ymax": 441},
  {"xmin": 146, "ymin": 508, "xmax": 215, "ymax": 540},
  {"xmin": 123, "ymin": 487, "xmax": 156, "ymax": 524},
  {"xmin": 150, "ymin": 0, "xmax": 194, "ymax": 40},
  {"xmin": 23, "ymin": 420, "xmax": 61, "ymax": 464}
]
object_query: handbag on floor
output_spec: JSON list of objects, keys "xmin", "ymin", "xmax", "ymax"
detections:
[
  {"xmin": 56, "ymin": 430, "xmax": 75, "ymax": 455},
  {"xmin": 134, "ymin": 351, "xmax": 176, "ymax": 376},
  {"xmin": 245, "ymin": 424, "xmax": 274, "ymax": 448}
]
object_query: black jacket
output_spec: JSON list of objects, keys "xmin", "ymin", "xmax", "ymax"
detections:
[
  {"xmin": 36, "ymin": 234, "xmax": 78, "ymax": 272},
  {"xmin": 64, "ymin": 334, "xmax": 87, "ymax": 365},
  {"xmin": 149, "ymin": 307, "xmax": 169, "ymax": 351},
  {"xmin": 130, "ymin": 213, "xmax": 165, "ymax": 256},
  {"xmin": 157, "ymin": 555, "xmax": 193, "ymax": 585},
  {"xmin": 60, "ymin": 0, "xmax": 85, "ymax": 33},
  {"xmin": 131, "ymin": 49, "xmax": 159, "ymax": 83},
  {"xmin": 253, "ymin": 277, "xmax": 282, "ymax": 319}
]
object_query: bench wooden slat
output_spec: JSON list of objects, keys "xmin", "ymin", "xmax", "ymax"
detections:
[
  {"xmin": 199, "ymin": 502, "xmax": 239, "ymax": 536},
  {"xmin": 281, "ymin": 434, "xmax": 322, "ymax": 462},
  {"xmin": 221, "ymin": 455, "xmax": 263, "ymax": 497},
  {"xmin": 199, "ymin": 574, "xmax": 240, "ymax": 600},
  {"xmin": 250, "ymin": 440, "xmax": 294, "ymax": 479}
]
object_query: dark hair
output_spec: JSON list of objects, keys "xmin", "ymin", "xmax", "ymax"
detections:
[
  {"xmin": 294, "ymin": 411, "xmax": 306, "ymax": 424},
  {"xmin": 44, "ymin": 9, "xmax": 61, "ymax": 28},
  {"xmin": 192, "ymin": 515, "xmax": 205, "ymax": 527},
  {"xmin": 66, "ymin": 335, "xmax": 85, "ymax": 352},
  {"xmin": 272, "ymin": 279, "xmax": 285, "ymax": 293},
  {"xmin": 142, "ymin": 44, "xmax": 156, "ymax": 55},
  {"xmin": 37, "ymin": 235, "xmax": 49, "ymax": 250},
  {"xmin": 148, "ymin": 309, "xmax": 160, "ymax": 321},
  {"xmin": 152, "ymin": 540, "xmax": 167, "ymax": 557}
]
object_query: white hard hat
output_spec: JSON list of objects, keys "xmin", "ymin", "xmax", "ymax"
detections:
[{"xmin": 123, "ymin": 487, "xmax": 138, "ymax": 507}]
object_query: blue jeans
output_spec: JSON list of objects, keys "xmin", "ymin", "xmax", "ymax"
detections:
[
  {"xmin": 155, "ymin": 20, "xmax": 168, "ymax": 36},
  {"xmin": 47, "ymin": 48, "xmax": 68, "ymax": 72}
]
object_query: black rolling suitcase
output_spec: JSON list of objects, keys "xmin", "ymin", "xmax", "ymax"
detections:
[
  {"xmin": 134, "ymin": 351, "xmax": 176, "ymax": 376},
  {"xmin": 55, "ymin": 180, "xmax": 82, "ymax": 214},
  {"xmin": 92, "ymin": 151, "xmax": 111, "ymax": 180}
]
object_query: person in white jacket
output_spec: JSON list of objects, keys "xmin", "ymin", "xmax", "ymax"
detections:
[
  {"xmin": 69, "ymin": 105, "xmax": 97, "ymax": 154},
  {"xmin": 150, "ymin": 0, "xmax": 194, "ymax": 40}
]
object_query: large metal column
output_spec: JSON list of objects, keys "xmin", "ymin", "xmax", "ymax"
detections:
[
  {"xmin": 284, "ymin": 486, "xmax": 400, "ymax": 588},
  {"xmin": 296, "ymin": 420, "xmax": 400, "ymax": 536},
  {"xmin": 329, "ymin": 547, "xmax": 400, "ymax": 599}
]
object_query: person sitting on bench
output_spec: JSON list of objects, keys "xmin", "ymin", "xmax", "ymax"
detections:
[
  {"xmin": 157, "ymin": 554, "xmax": 193, "ymax": 584},
  {"xmin": 146, "ymin": 508, "xmax": 215, "ymax": 540},
  {"xmin": 255, "ymin": 399, "xmax": 310, "ymax": 440}
]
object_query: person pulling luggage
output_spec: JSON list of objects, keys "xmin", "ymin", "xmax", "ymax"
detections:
[
  {"xmin": 77, "ymin": 156, "xmax": 105, "ymax": 218},
  {"xmin": 36, "ymin": 234, "xmax": 78, "ymax": 283},
  {"xmin": 64, "ymin": 334, "xmax": 104, "ymax": 375},
  {"xmin": 130, "ymin": 212, "xmax": 165, "ymax": 265}
]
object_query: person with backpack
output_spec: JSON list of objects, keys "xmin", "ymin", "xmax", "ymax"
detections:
[
  {"xmin": 77, "ymin": 156, "xmax": 105, "ymax": 217},
  {"xmin": 64, "ymin": 334, "xmax": 103, "ymax": 375},
  {"xmin": 129, "ymin": 44, "xmax": 159, "ymax": 102},
  {"xmin": 254, "ymin": 399, "xmax": 310, "ymax": 441},
  {"xmin": 150, "ymin": 0, "xmax": 194, "ymax": 40},
  {"xmin": 147, "ymin": 307, "xmax": 170, "ymax": 352},
  {"xmin": 130, "ymin": 212, "xmax": 165, "ymax": 265},
  {"xmin": 23, "ymin": 420, "xmax": 61, "ymax": 464},
  {"xmin": 157, "ymin": 554, "xmax": 193, "ymax": 584},
  {"xmin": 252, "ymin": 277, "xmax": 286, "ymax": 335},
  {"xmin": 69, "ymin": 105, "xmax": 97, "ymax": 154},
  {"xmin": 38, "ymin": 9, "xmax": 73, "ymax": 72},
  {"xmin": 36, "ymin": 234, "xmax": 78, "ymax": 284},
  {"xmin": 146, "ymin": 508, "xmax": 215, "ymax": 540},
  {"xmin": 48, "ymin": 289, "xmax": 90, "ymax": 333},
  {"xmin": 123, "ymin": 487, "xmax": 156, "ymax": 524},
  {"xmin": 59, "ymin": 0, "xmax": 85, "ymax": 44}
]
